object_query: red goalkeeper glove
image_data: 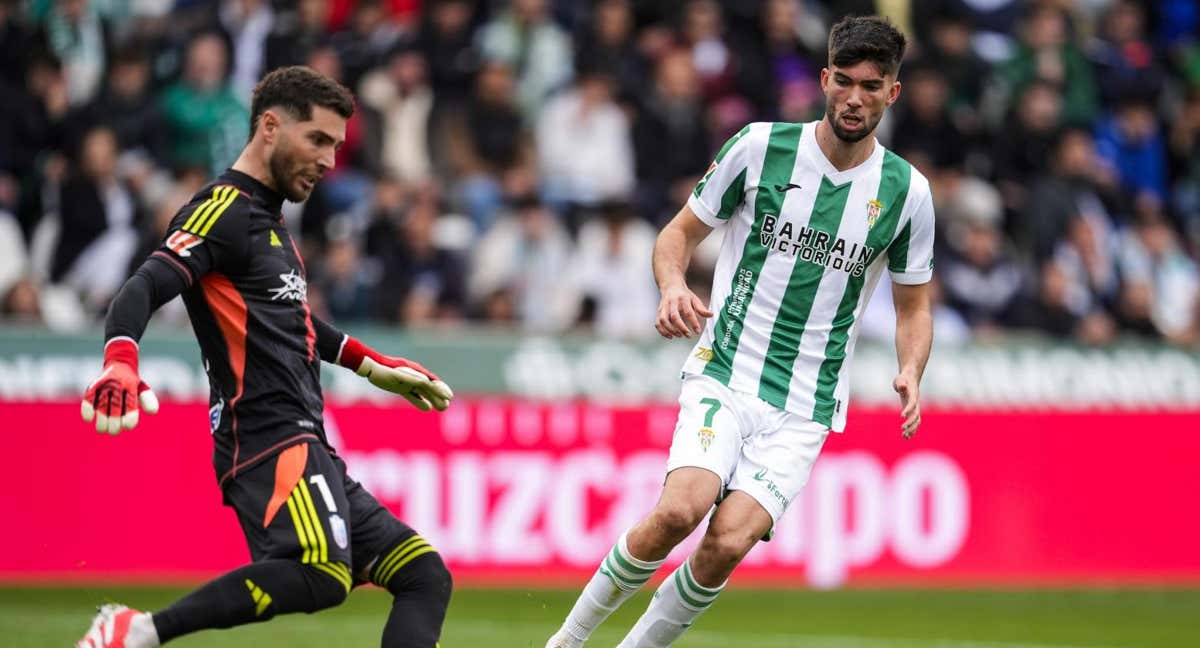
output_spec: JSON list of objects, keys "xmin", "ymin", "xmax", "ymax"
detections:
[
  {"xmin": 81, "ymin": 337, "xmax": 160, "ymax": 435},
  {"xmin": 339, "ymin": 337, "xmax": 454, "ymax": 411}
]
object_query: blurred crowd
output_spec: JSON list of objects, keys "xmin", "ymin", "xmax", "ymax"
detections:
[{"xmin": 0, "ymin": 0, "xmax": 1198, "ymax": 347}]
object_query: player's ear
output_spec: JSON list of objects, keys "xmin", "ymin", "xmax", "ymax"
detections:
[
  {"xmin": 260, "ymin": 110, "xmax": 280, "ymax": 143},
  {"xmin": 887, "ymin": 79, "xmax": 901, "ymax": 106},
  {"xmin": 819, "ymin": 67, "xmax": 829, "ymax": 92}
]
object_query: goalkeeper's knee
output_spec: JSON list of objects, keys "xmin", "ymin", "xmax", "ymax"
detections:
[
  {"xmin": 294, "ymin": 561, "xmax": 351, "ymax": 614},
  {"xmin": 373, "ymin": 535, "xmax": 453, "ymax": 605}
]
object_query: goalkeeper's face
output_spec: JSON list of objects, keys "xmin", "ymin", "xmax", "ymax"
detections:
[{"xmin": 268, "ymin": 106, "xmax": 347, "ymax": 203}]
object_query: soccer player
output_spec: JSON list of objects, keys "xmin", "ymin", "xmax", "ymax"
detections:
[
  {"xmin": 546, "ymin": 16, "xmax": 933, "ymax": 648},
  {"xmin": 75, "ymin": 67, "xmax": 455, "ymax": 648}
]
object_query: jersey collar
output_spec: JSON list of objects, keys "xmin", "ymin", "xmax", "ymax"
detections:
[{"xmin": 221, "ymin": 169, "xmax": 286, "ymax": 216}]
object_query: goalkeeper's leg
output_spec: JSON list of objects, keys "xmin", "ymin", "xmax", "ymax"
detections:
[
  {"xmin": 155, "ymin": 559, "xmax": 350, "ymax": 640},
  {"xmin": 369, "ymin": 532, "xmax": 453, "ymax": 647}
]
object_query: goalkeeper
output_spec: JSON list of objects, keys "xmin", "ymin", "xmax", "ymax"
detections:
[{"xmin": 76, "ymin": 67, "xmax": 453, "ymax": 648}]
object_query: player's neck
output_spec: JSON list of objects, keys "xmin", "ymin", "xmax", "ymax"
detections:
[
  {"xmin": 231, "ymin": 146, "xmax": 280, "ymax": 194},
  {"xmin": 815, "ymin": 118, "xmax": 875, "ymax": 171}
]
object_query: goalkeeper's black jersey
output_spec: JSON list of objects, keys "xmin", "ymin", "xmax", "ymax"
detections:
[{"xmin": 149, "ymin": 170, "xmax": 330, "ymax": 485}]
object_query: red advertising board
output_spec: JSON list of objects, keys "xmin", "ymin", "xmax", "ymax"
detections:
[{"xmin": 3, "ymin": 399, "xmax": 1199, "ymax": 587}]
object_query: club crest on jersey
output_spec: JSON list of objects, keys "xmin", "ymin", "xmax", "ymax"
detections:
[
  {"xmin": 330, "ymin": 514, "xmax": 348, "ymax": 549},
  {"xmin": 269, "ymin": 269, "xmax": 307, "ymax": 302},
  {"xmin": 867, "ymin": 199, "xmax": 883, "ymax": 229},
  {"xmin": 698, "ymin": 427, "xmax": 714, "ymax": 452},
  {"xmin": 209, "ymin": 398, "xmax": 224, "ymax": 432}
]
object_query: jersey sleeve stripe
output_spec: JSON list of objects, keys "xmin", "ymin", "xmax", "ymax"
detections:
[
  {"xmin": 195, "ymin": 186, "xmax": 240, "ymax": 237},
  {"xmin": 181, "ymin": 186, "xmax": 225, "ymax": 234},
  {"xmin": 182, "ymin": 188, "xmax": 220, "ymax": 234},
  {"xmin": 149, "ymin": 250, "xmax": 194, "ymax": 286}
]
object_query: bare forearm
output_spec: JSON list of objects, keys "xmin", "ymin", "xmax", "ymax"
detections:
[
  {"xmin": 895, "ymin": 308, "xmax": 932, "ymax": 380},
  {"xmin": 653, "ymin": 225, "xmax": 692, "ymax": 292}
]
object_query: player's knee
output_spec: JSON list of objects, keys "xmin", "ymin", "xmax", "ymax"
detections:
[
  {"xmin": 650, "ymin": 502, "xmax": 707, "ymax": 543},
  {"xmin": 701, "ymin": 525, "xmax": 755, "ymax": 567},
  {"xmin": 374, "ymin": 534, "xmax": 452, "ymax": 605},
  {"xmin": 387, "ymin": 551, "xmax": 452, "ymax": 606},
  {"xmin": 303, "ymin": 561, "xmax": 352, "ymax": 611}
]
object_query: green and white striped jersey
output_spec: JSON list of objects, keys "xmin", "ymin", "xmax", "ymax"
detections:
[{"xmin": 682, "ymin": 120, "xmax": 934, "ymax": 431}]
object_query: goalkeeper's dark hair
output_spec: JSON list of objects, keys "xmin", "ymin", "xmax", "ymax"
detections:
[
  {"xmin": 827, "ymin": 15, "xmax": 907, "ymax": 78},
  {"xmin": 249, "ymin": 66, "xmax": 355, "ymax": 136}
]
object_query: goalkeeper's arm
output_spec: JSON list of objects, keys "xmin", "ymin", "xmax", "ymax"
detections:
[
  {"xmin": 312, "ymin": 316, "xmax": 454, "ymax": 412},
  {"xmin": 83, "ymin": 256, "xmax": 192, "ymax": 433}
]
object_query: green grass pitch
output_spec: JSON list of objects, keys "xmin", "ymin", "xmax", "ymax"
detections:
[{"xmin": 4, "ymin": 586, "xmax": 1197, "ymax": 647}]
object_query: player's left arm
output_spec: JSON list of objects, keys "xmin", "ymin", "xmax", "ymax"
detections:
[
  {"xmin": 887, "ymin": 187, "xmax": 935, "ymax": 439},
  {"xmin": 892, "ymin": 282, "xmax": 932, "ymax": 438},
  {"xmin": 311, "ymin": 316, "xmax": 453, "ymax": 412}
]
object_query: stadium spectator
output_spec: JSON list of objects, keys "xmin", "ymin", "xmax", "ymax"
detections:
[
  {"xmin": 477, "ymin": 0, "xmax": 573, "ymax": 120},
  {"xmin": 1087, "ymin": 1, "xmax": 1167, "ymax": 107},
  {"xmin": 997, "ymin": 4, "xmax": 1097, "ymax": 127},
  {"xmin": 941, "ymin": 215, "xmax": 1024, "ymax": 332},
  {"xmin": 536, "ymin": 65, "xmax": 634, "ymax": 213},
  {"xmin": 160, "ymin": 30, "xmax": 247, "ymax": 175},
  {"xmin": 1116, "ymin": 211, "xmax": 1200, "ymax": 345},
  {"xmin": 66, "ymin": 43, "xmax": 168, "ymax": 173},
  {"xmin": 359, "ymin": 42, "xmax": 435, "ymax": 184},
  {"xmin": 731, "ymin": 0, "xmax": 823, "ymax": 122},
  {"xmin": 1094, "ymin": 94, "xmax": 1168, "ymax": 204},
  {"xmin": 218, "ymin": 0, "xmax": 275, "ymax": 103},
  {"xmin": 1022, "ymin": 127, "xmax": 1121, "ymax": 262},
  {"xmin": 374, "ymin": 192, "xmax": 467, "ymax": 325},
  {"xmin": 52, "ymin": 125, "xmax": 144, "ymax": 310},
  {"xmin": 264, "ymin": 0, "xmax": 330, "ymax": 72},
  {"xmin": 569, "ymin": 200, "xmax": 658, "ymax": 339},
  {"xmin": 992, "ymin": 80, "xmax": 1063, "ymax": 217},
  {"xmin": 38, "ymin": 0, "xmax": 110, "ymax": 107},
  {"xmin": 444, "ymin": 61, "xmax": 533, "ymax": 231},
  {"xmin": 329, "ymin": 0, "xmax": 403, "ymax": 90},
  {"xmin": 1168, "ymin": 87, "xmax": 1200, "ymax": 248},
  {"xmin": 468, "ymin": 193, "xmax": 573, "ymax": 331},
  {"xmin": 417, "ymin": 0, "xmax": 481, "ymax": 107},
  {"xmin": 632, "ymin": 48, "xmax": 711, "ymax": 226},
  {"xmin": 574, "ymin": 0, "xmax": 644, "ymax": 103},
  {"xmin": 891, "ymin": 63, "xmax": 966, "ymax": 172}
]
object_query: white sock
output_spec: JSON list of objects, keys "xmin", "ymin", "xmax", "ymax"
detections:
[
  {"xmin": 128, "ymin": 612, "xmax": 161, "ymax": 648},
  {"xmin": 550, "ymin": 531, "xmax": 665, "ymax": 647},
  {"xmin": 616, "ymin": 558, "xmax": 725, "ymax": 648}
]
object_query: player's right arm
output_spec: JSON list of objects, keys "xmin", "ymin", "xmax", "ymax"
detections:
[
  {"xmin": 654, "ymin": 205, "xmax": 714, "ymax": 339},
  {"xmin": 655, "ymin": 124, "xmax": 752, "ymax": 339},
  {"xmin": 82, "ymin": 184, "xmax": 249, "ymax": 434}
]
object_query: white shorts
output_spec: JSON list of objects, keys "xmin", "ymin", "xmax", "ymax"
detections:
[{"xmin": 666, "ymin": 373, "xmax": 829, "ymax": 529}]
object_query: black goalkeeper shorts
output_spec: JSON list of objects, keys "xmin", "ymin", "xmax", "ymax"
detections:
[{"xmin": 222, "ymin": 441, "xmax": 413, "ymax": 583}]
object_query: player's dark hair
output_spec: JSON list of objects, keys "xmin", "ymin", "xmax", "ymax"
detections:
[
  {"xmin": 827, "ymin": 15, "xmax": 907, "ymax": 78},
  {"xmin": 249, "ymin": 66, "xmax": 355, "ymax": 136}
]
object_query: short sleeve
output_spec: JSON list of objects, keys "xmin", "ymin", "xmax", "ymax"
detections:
[
  {"xmin": 152, "ymin": 184, "xmax": 249, "ymax": 284},
  {"xmin": 687, "ymin": 124, "xmax": 752, "ymax": 227},
  {"xmin": 887, "ymin": 189, "xmax": 935, "ymax": 285}
]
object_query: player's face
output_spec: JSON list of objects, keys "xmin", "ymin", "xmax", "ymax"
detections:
[
  {"xmin": 820, "ymin": 60, "xmax": 900, "ymax": 143},
  {"xmin": 268, "ymin": 106, "xmax": 346, "ymax": 202}
]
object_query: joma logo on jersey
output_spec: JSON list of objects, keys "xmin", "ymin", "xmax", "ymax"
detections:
[
  {"xmin": 759, "ymin": 214, "xmax": 872, "ymax": 277},
  {"xmin": 269, "ymin": 269, "xmax": 307, "ymax": 302}
]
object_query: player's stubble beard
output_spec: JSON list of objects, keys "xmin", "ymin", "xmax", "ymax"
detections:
[
  {"xmin": 268, "ymin": 137, "xmax": 313, "ymax": 203},
  {"xmin": 825, "ymin": 96, "xmax": 881, "ymax": 144}
]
